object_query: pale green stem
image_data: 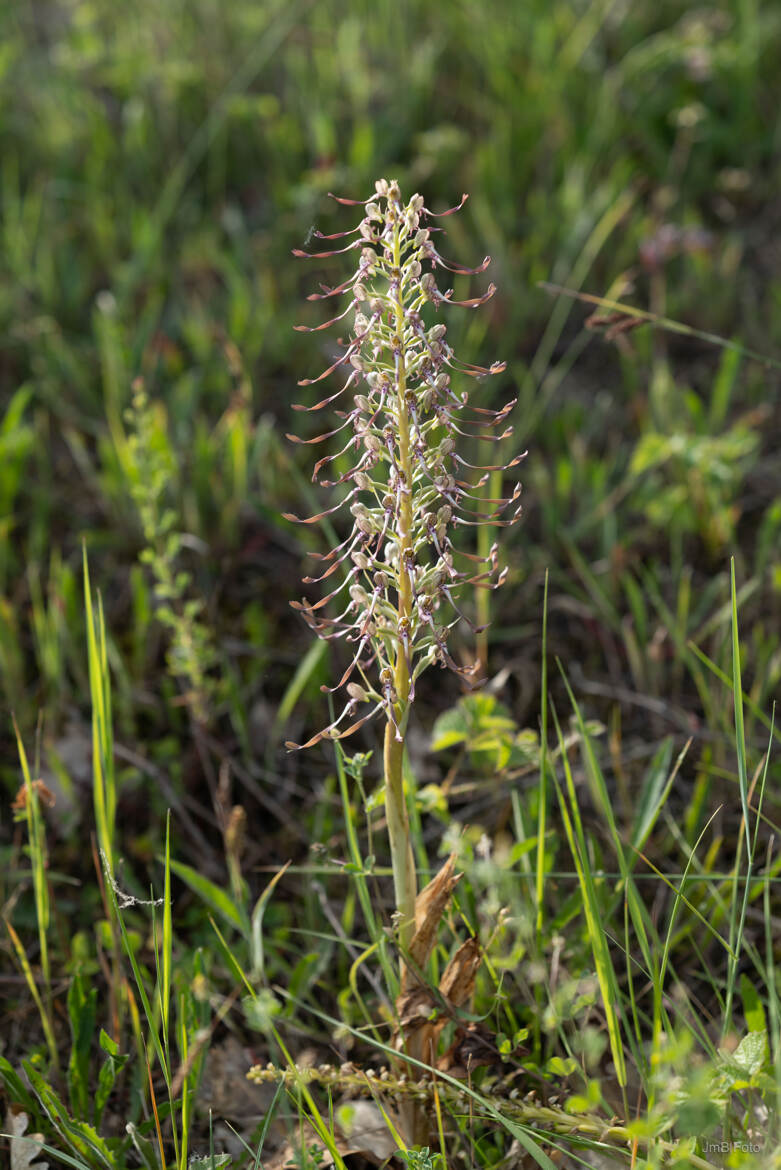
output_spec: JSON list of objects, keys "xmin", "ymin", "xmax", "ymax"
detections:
[
  {"xmin": 384, "ymin": 723, "xmax": 417, "ymax": 959},
  {"xmin": 385, "ymin": 213, "xmax": 418, "ymax": 971}
]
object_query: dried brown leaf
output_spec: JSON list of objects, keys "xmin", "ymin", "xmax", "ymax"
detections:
[
  {"xmin": 438, "ymin": 937, "xmax": 481, "ymax": 1008},
  {"xmin": 403, "ymin": 854, "xmax": 460, "ymax": 988},
  {"xmin": 394, "ymin": 988, "xmax": 442, "ymax": 1069}
]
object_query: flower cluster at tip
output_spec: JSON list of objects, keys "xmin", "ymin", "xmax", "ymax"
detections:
[{"xmin": 285, "ymin": 178, "xmax": 525, "ymax": 751}]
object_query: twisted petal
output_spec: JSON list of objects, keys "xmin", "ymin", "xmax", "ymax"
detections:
[{"xmin": 422, "ymin": 193, "xmax": 469, "ymax": 217}]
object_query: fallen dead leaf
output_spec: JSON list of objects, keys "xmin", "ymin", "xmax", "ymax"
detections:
[
  {"xmin": 263, "ymin": 1103, "xmax": 400, "ymax": 1170},
  {"xmin": 7, "ymin": 1110, "xmax": 49, "ymax": 1170},
  {"xmin": 335, "ymin": 1099, "xmax": 399, "ymax": 1163}
]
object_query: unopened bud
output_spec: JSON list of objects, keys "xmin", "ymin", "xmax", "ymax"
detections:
[
  {"xmin": 420, "ymin": 273, "xmax": 437, "ymax": 299},
  {"xmin": 347, "ymin": 683, "xmax": 370, "ymax": 702}
]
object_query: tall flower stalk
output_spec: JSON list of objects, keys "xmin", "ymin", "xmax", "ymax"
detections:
[{"xmin": 286, "ymin": 178, "xmax": 523, "ymax": 974}]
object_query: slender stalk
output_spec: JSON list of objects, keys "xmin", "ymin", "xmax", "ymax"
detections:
[
  {"xmin": 384, "ymin": 722, "xmax": 417, "ymax": 958},
  {"xmin": 385, "ymin": 215, "xmax": 418, "ymax": 962}
]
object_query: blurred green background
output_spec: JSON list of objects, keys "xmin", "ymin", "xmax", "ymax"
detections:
[{"xmin": 1, "ymin": 0, "xmax": 780, "ymax": 867}]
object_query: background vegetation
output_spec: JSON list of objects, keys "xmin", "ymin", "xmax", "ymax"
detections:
[{"xmin": 1, "ymin": 1, "xmax": 781, "ymax": 1167}]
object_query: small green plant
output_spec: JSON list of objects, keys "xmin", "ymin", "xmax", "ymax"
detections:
[
  {"xmin": 287, "ymin": 179, "xmax": 522, "ymax": 973},
  {"xmin": 125, "ymin": 382, "xmax": 217, "ymax": 723}
]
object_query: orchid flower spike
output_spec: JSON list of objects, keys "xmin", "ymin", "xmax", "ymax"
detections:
[{"xmin": 285, "ymin": 179, "xmax": 524, "ymax": 752}]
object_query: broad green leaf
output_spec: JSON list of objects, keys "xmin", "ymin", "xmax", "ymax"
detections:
[
  {"xmin": 66, "ymin": 974, "xmax": 97, "ymax": 1119},
  {"xmin": 430, "ymin": 706, "xmax": 469, "ymax": 751},
  {"xmin": 24, "ymin": 1063, "xmax": 116, "ymax": 1169},
  {"xmin": 729, "ymin": 1030, "xmax": 767, "ymax": 1078},
  {"xmin": 740, "ymin": 975, "xmax": 767, "ymax": 1035}
]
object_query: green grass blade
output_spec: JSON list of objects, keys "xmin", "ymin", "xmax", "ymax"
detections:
[
  {"xmin": 535, "ymin": 570, "xmax": 549, "ymax": 948},
  {"xmin": 730, "ymin": 558, "xmax": 751, "ymax": 860},
  {"xmin": 209, "ymin": 915, "xmax": 257, "ymax": 999},
  {"xmin": 333, "ymin": 742, "xmax": 397, "ymax": 999},
  {"xmin": 274, "ymin": 637, "xmax": 327, "ymax": 730},
  {"xmin": 103, "ymin": 861, "xmax": 169, "ymax": 1081},
  {"xmin": 159, "ymin": 810, "xmax": 172, "ymax": 1046},
  {"xmin": 166, "ymin": 857, "xmax": 248, "ymax": 934},
  {"xmin": 83, "ymin": 546, "xmax": 116, "ymax": 873},
  {"xmin": 549, "ymin": 704, "xmax": 627, "ymax": 1090},
  {"xmin": 12, "ymin": 721, "xmax": 51, "ymax": 992},
  {"xmin": 250, "ymin": 860, "xmax": 291, "ymax": 980},
  {"xmin": 723, "ymin": 558, "xmax": 756, "ymax": 1037},
  {"xmin": 687, "ymin": 640, "xmax": 781, "ymax": 749},
  {"xmin": 5, "ymin": 918, "xmax": 58, "ymax": 1071}
]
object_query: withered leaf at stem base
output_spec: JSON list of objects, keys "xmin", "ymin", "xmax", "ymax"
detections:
[
  {"xmin": 438, "ymin": 936, "xmax": 481, "ymax": 1008},
  {"xmin": 402, "ymin": 853, "xmax": 461, "ymax": 990}
]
